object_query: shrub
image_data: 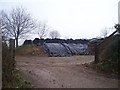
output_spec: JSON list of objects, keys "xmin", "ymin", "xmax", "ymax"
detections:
[
  {"xmin": 2, "ymin": 42, "xmax": 15, "ymax": 87},
  {"xmin": 2, "ymin": 41, "xmax": 31, "ymax": 88},
  {"xmin": 97, "ymin": 35, "xmax": 120, "ymax": 73}
]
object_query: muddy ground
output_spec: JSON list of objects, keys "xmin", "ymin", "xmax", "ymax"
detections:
[{"xmin": 15, "ymin": 55, "xmax": 119, "ymax": 88}]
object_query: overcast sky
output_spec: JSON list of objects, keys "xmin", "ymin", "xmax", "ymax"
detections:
[{"xmin": 0, "ymin": 0, "xmax": 119, "ymax": 43}]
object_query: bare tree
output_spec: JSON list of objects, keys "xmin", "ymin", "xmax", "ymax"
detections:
[
  {"xmin": 0, "ymin": 7, "xmax": 36, "ymax": 47},
  {"xmin": 0, "ymin": 11, "xmax": 8, "ymax": 41},
  {"xmin": 37, "ymin": 22, "xmax": 48, "ymax": 39},
  {"xmin": 49, "ymin": 30, "xmax": 61, "ymax": 39},
  {"xmin": 101, "ymin": 28, "xmax": 109, "ymax": 38}
]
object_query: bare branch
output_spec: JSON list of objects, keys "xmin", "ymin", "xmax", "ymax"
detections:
[
  {"xmin": 101, "ymin": 28, "xmax": 109, "ymax": 38},
  {"xmin": 0, "ymin": 7, "xmax": 36, "ymax": 47},
  {"xmin": 37, "ymin": 22, "xmax": 48, "ymax": 39}
]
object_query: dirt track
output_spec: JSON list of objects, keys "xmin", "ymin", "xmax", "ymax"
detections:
[{"xmin": 16, "ymin": 55, "xmax": 118, "ymax": 88}]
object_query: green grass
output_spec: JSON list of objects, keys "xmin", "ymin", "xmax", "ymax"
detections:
[
  {"xmin": 13, "ymin": 70, "xmax": 32, "ymax": 88},
  {"xmin": 15, "ymin": 44, "xmax": 34, "ymax": 55},
  {"xmin": 3, "ymin": 69, "xmax": 32, "ymax": 88},
  {"xmin": 15, "ymin": 44, "xmax": 46, "ymax": 56}
]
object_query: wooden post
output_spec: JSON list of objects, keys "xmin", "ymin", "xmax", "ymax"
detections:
[
  {"xmin": 9, "ymin": 39, "xmax": 15, "ymax": 71},
  {"xmin": 0, "ymin": 26, "xmax": 2, "ymax": 90},
  {"xmin": 94, "ymin": 43, "xmax": 99, "ymax": 64}
]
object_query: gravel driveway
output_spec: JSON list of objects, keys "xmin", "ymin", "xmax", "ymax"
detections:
[{"xmin": 16, "ymin": 55, "xmax": 118, "ymax": 88}]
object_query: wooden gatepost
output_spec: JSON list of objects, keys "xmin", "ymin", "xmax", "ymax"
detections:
[{"xmin": 9, "ymin": 39, "xmax": 15, "ymax": 71}]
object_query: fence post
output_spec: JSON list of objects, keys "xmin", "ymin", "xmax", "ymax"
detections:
[
  {"xmin": 0, "ymin": 27, "xmax": 2, "ymax": 90},
  {"xmin": 9, "ymin": 39, "xmax": 15, "ymax": 71},
  {"xmin": 94, "ymin": 43, "xmax": 99, "ymax": 64}
]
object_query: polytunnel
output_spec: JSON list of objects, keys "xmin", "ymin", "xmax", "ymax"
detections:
[{"xmin": 42, "ymin": 43, "xmax": 89, "ymax": 57}]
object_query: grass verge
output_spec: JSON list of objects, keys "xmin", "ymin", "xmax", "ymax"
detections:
[
  {"xmin": 3, "ymin": 69, "xmax": 33, "ymax": 88},
  {"xmin": 15, "ymin": 44, "xmax": 47, "ymax": 56}
]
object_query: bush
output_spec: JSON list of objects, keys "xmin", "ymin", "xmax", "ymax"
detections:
[
  {"xmin": 2, "ymin": 42, "xmax": 15, "ymax": 87},
  {"xmin": 98, "ymin": 35, "xmax": 120, "ymax": 73},
  {"xmin": 2, "ymin": 41, "xmax": 31, "ymax": 88}
]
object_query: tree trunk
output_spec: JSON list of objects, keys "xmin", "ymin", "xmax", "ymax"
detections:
[{"xmin": 15, "ymin": 38, "xmax": 18, "ymax": 47}]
